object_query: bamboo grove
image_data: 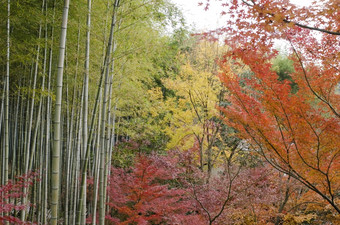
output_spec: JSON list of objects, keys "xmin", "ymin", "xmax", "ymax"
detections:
[{"xmin": 0, "ymin": 0, "xmax": 185, "ymax": 224}]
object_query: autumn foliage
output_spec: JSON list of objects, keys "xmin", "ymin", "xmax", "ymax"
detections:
[
  {"xmin": 105, "ymin": 153, "xmax": 202, "ymax": 224},
  {"xmin": 0, "ymin": 173, "xmax": 37, "ymax": 224},
  {"xmin": 103, "ymin": 148, "xmax": 326, "ymax": 224},
  {"xmin": 202, "ymin": 0, "xmax": 340, "ymax": 215}
]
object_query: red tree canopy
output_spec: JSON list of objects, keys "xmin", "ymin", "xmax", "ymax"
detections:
[{"xmin": 208, "ymin": 0, "xmax": 340, "ymax": 214}]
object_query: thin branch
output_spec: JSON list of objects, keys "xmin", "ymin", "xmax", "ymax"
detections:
[{"xmin": 289, "ymin": 39, "xmax": 340, "ymax": 118}]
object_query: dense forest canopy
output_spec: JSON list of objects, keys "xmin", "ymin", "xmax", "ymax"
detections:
[{"xmin": 0, "ymin": 0, "xmax": 339, "ymax": 224}]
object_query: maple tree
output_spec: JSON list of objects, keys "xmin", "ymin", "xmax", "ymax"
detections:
[
  {"xmin": 174, "ymin": 144, "xmax": 294, "ymax": 225},
  {"xmin": 105, "ymin": 154, "xmax": 203, "ymax": 224},
  {"xmin": 177, "ymin": 149, "xmax": 280, "ymax": 225},
  {"xmin": 0, "ymin": 173, "xmax": 36, "ymax": 224},
  {"xmin": 204, "ymin": 0, "xmax": 340, "ymax": 214}
]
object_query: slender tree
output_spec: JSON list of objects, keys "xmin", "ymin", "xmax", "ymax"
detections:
[
  {"xmin": 99, "ymin": 1, "xmax": 120, "ymax": 223},
  {"xmin": 51, "ymin": 0, "xmax": 70, "ymax": 224},
  {"xmin": 4, "ymin": 0, "xmax": 10, "ymax": 188},
  {"xmin": 2, "ymin": 1, "xmax": 10, "ymax": 223},
  {"xmin": 80, "ymin": 0, "xmax": 91, "ymax": 223}
]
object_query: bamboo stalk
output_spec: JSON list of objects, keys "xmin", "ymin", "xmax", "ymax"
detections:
[{"xmin": 51, "ymin": 0, "xmax": 70, "ymax": 224}]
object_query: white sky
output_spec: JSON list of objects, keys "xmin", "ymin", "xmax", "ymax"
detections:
[{"xmin": 171, "ymin": 0, "xmax": 313, "ymax": 31}]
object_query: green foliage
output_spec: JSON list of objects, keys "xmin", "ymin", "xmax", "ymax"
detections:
[
  {"xmin": 112, "ymin": 4, "xmax": 191, "ymax": 152},
  {"xmin": 272, "ymin": 55, "xmax": 298, "ymax": 93}
]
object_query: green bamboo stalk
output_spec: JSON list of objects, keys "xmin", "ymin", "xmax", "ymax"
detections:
[
  {"xmin": 103, "ymin": 57, "xmax": 116, "ymax": 215},
  {"xmin": 11, "ymin": 81, "xmax": 20, "ymax": 181},
  {"xmin": 99, "ymin": 2, "xmax": 120, "ymax": 224},
  {"xmin": 76, "ymin": 83, "xmax": 84, "ymax": 225},
  {"xmin": 51, "ymin": 0, "xmax": 70, "ymax": 224},
  {"xmin": 4, "ymin": 0, "xmax": 10, "ymax": 189},
  {"xmin": 3, "ymin": 1, "xmax": 10, "ymax": 222},
  {"xmin": 0, "ymin": 79, "xmax": 4, "ymax": 137},
  {"xmin": 91, "ymin": 93, "xmax": 103, "ymax": 225},
  {"xmin": 80, "ymin": 0, "xmax": 92, "ymax": 223}
]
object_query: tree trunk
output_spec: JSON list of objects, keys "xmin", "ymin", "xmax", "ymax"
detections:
[
  {"xmin": 3, "ymin": 1, "xmax": 10, "ymax": 222},
  {"xmin": 4, "ymin": 0, "xmax": 10, "ymax": 187},
  {"xmin": 51, "ymin": 0, "xmax": 70, "ymax": 224},
  {"xmin": 98, "ymin": 2, "xmax": 119, "ymax": 223}
]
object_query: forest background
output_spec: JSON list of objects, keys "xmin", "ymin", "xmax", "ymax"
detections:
[{"xmin": 0, "ymin": 0, "xmax": 339, "ymax": 224}]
